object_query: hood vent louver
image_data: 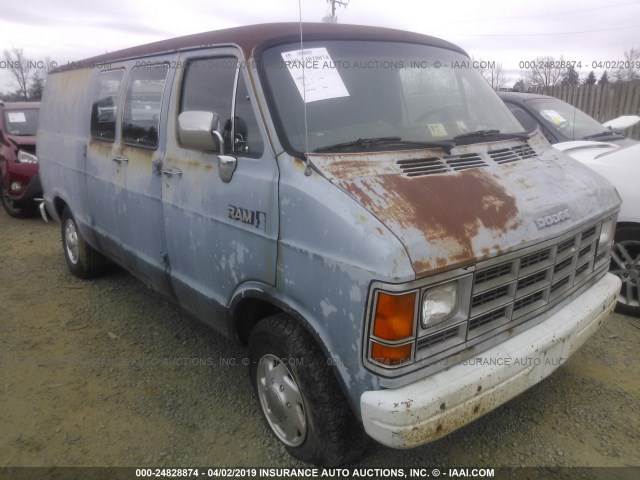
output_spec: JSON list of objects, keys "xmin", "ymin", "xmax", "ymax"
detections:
[
  {"xmin": 444, "ymin": 153, "xmax": 487, "ymax": 171},
  {"xmin": 397, "ymin": 157, "xmax": 449, "ymax": 177},
  {"xmin": 489, "ymin": 145, "xmax": 537, "ymax": 164},
  {"xmin": 396, "ymin": 143, "xmax": 539, "ymax": 178}
]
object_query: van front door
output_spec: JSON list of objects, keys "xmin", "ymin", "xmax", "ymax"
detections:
[{"xmin": 161, "ymin": 52, "xmax": 278, "ymax": 330}]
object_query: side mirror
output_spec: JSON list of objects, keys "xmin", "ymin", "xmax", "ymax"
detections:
[{"xmin": 178, "ymin": 111, "xmax": 223, "ymax": 152}]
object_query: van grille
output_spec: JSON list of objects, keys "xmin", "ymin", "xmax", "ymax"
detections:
[{"xmin": 466, "ymin": 222, "xmax": 610, "ymax": 339}]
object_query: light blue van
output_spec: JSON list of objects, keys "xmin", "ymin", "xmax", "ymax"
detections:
[{"xmin": 38, "ymin": 23, "xmax": 621, "ymax": 466}]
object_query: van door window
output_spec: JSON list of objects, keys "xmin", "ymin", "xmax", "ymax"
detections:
[
  {"xmin": 180, "ymin": 58, "xmax": 236, "ymax": 152},
  {"xmin": 233, "ymin": 76, "xmax": 264, "ymax": 157},
  {"xmin": 91, "ymin": 69, "xmax": 124, "ymax": 141},
  {"xmin": 122, "ymin": 64, "xmax": 169, "ymax": 149}
]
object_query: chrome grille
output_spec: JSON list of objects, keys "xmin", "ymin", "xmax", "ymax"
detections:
[{"xmin": 467, "ymin": 221, "xmax": 609, "ymax": 339}]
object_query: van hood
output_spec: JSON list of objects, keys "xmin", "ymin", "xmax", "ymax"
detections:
[{"xmin": 308, "ymin": 137, "xmax": 620, "ymax": 276}]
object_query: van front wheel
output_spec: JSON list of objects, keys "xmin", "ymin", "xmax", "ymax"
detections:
[
  {"xmin": 61, "ymin": 207, "xmax": 108, "ymax": 279},
  {"xmin": 248, "ymin": 313, "xmax": 367, "ymax": 466}
]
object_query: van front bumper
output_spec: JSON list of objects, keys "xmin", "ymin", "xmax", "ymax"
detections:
[{"xmin": 360, "ymin": 273, "xmax": 620, "ymax": 448}]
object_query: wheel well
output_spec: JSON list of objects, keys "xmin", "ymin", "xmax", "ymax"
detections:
[
  {"xmin": 53, "ymin": 197, "xmax": 67, "ymax": 218},
  {"xmin": 616, "ymin": 221, "xmax": 640, "ymax": 230},
  {"xmin": 233, "ymin": 297, "xmax": 283, "ymax": 345}
]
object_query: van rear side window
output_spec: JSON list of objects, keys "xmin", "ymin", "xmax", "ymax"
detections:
[
  {"xmin": 91, "ymin": 69, "xmax": 124, "ymax": 141},
  {"xmin": 122, "ymin": 64, "xmax": 169, "ymax": 149}
]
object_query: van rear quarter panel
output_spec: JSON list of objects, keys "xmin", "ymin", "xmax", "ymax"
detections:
[{"xmin": 39, "ymin": 68, "xmax": 95, "ymax": 238}]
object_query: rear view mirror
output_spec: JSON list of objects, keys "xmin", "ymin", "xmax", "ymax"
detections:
[{"xmin": 178, "ymin": 111, "xmax": 222, "ymax": 151}]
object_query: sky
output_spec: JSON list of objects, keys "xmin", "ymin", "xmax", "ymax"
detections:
[{"xmin": 1, "ymin": 0, "xmax": 639, "ymax": 92}]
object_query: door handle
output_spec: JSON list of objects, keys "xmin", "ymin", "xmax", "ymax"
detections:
[
  {"xmin": 112, "ymin": 156, "xmax": 129, "ymax": 164},
  {"xmin": 161, "ymin": 167, "xmax": 182, "ymax": 177},
  {"xmin": 218, "ymin": 155, "xmax": 237, "ymax": 183}
]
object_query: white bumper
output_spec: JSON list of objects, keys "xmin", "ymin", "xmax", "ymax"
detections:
[{"xmin": 360, "ymin": 273, "xmax": 620, "ymax": 448}]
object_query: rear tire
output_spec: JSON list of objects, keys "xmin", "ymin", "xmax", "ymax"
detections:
[
  {"xmin": 248, "ymin": 313, "xmax": 368, "ymax": 466},
  {"xmin": 610, "ymin": 224, "xmax": 640, "ymax": 317},
  {"xmin": 61, "ymin": 206, "xmax": 109, "ymax": 279}
]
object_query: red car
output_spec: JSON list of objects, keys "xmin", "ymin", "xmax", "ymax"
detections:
[{"xmin": 0, "ymin": 101, "xmax": 40, "ymax": 217}]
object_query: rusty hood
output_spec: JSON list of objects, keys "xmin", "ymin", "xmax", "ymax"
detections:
[{"xmin": 307, "ymin": 138, "xmax": 620, "ymax": 276}]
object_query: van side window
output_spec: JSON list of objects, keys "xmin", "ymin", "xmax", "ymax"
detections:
[
  {"xmin": 180, "ymin": 58, "xmax": 237, "ymax": 152},
  {"xmin": 122, "ymin": 64, "xmax": 169, "ymax": 149},
  {"xmin": 91, "ymin": 70, "xmax": 124, "ymax": 141},
  {"xmin": 233, "ymin": 75, "xmax": 264, "ymax": 157}
]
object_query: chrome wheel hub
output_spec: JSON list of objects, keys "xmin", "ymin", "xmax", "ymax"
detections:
[
  {"xmin": 256, "ymin": 354, "xmax": 307, "ymax": 447},
  {"xmin": 611, "ymin": 240, "xmax": 640, "ymax": 308},
  {"xmin": 64, "ymin": 219, "xmax": 80, "ymax": 265}
]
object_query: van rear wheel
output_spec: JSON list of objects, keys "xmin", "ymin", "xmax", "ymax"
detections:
[
  {"xmin": 61, "ymin": 207, "xmax": 109, "ymax": 279},
  {"xmin": 248, "ymin": 313, "xmax": 367, "ymax": 466}
]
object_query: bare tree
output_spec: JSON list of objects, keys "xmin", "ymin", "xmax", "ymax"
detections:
[
  {"xmin": 2, "ymin": 48, "xmax": 33, "ymax": 101},
  {"xmin": 614, "ymin": 47, "xmax": 640, "ymax": 82},
  {"xmin": 484, "ymin": 62, "xmax": 507, "ymax": 90},
  {"xmin": 471, "ymin": 57, "xmax": 507, "ymax": 90},
  {"xmin": 524, "ymin": 56, "xmax": 568, "ymax": 89}
]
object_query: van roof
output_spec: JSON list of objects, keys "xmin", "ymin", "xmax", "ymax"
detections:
[{"xmin": 53, "ymin": 22, "xmax": 467, "ymax": 73}]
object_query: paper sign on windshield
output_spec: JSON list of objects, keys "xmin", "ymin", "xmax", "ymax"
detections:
[
  {"xmin": 541, "ymin": 109, "xmax": 567, "ymax": 125},
  {"xmin": 7, "ymin": 112, "xmax": 27, "ymax": 123},
  {"xmin": 281, "ymin": 48, "xmax": 349, "ymax": 103}
]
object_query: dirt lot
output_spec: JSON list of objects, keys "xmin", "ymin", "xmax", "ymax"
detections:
[{"xmin": 0, "ymin": 211, "xmax": 639, "ymax": 469}]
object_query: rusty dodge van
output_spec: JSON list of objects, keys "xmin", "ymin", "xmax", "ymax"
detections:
[{"xmin": 38, "ymin": 23, "xmax": 621, "ymax": 466}]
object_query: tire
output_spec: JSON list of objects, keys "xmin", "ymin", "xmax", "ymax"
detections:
[
  {"xmin": 1, "ymin": 181, "xmax": 35, "ymax": 218},
  {"xmin": 610, "ymin": 224, "xmax": 640, "ymax": 317},
  {"xmin": 61, "ymin": 206, "xmax": 109, "ymax": 279},
  {"xmin": 248, "ymin": 313, "xmax": 368, "ymax": 466}
]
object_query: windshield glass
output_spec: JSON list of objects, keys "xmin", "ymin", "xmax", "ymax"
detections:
[
  {"xmin": 526, "ymin": 98, "xmax": 607, "ymax": 140},
  {"xmin": 260, "ymin": 41, "xmax": 523, "ymax": 153},
  {"xmin": 3, "ymin": 108, "xmax": 39, "ymax": 136}
]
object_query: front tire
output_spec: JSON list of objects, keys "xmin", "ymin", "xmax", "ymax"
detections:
[
  {"xmin": 610, "ymin": 224, "xmax": 640, "ymax": 317},
  {"xmin": 61, "ymin": 206, "xmax": 109, "ymax": 279},
  {"xmin": 248, "ymin": 313, "xmax": 367, "ymax": 466},
  {"xmin": 1, "ymin": 181, "xmax": 35, "ymax": 218}
]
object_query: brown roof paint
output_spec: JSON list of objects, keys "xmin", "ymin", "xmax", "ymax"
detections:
[{"xmin": 52, "ymin": 23, "xmax": 467, "ymax": 73}]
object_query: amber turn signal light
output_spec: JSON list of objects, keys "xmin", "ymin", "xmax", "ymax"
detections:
[
  {"xmin": 372, "ymin": 291, "xmax": 416, "ymax": 341},
  {"xmin": 370, "ymin": 341, "xmax": 413, "ymax": 366}
]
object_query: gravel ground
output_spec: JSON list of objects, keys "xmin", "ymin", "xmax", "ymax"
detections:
[{"xmin": 0, "ymin": 212, "xmax": 639, "ymax": 469}]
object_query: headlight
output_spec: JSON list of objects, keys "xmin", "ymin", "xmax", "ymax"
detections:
[
  {"xmin": 16, "ymin": 150, "xmax": 38, "ymax": 164},
  {"xmin": 421, "ymin": 282, "xmax": 458, "ymax": 328},
  {"xmin": 598, "ymin": 216, "xmax": 616, "ymax": 253}
]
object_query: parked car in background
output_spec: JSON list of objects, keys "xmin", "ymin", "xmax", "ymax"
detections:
[
  {"xmin": 553, "ymin": 142, "xmax": 640, "ymax": 316},
  {"xmin": 0, "ymin": 101, "xmax": 41, "ymax": 217},
  {"xmin": 500, "ymin": 92, "xmax": 640, "ymax": 316},
  {"xmin": 498, "ymin": 92, "xmax": 638, "ymax": 146}
]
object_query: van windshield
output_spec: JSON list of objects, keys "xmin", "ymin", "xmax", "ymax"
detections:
[{"xmin": 260, "ymin": 41, "xmax": 523, "ymax": 154}]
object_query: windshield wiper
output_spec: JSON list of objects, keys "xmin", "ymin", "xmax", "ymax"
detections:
[
  {"xmin": 314, "ymin": 137, "xmax": 455, "ymax": 154},
  {"xmin": 582, "ymin": 130, "xmax": 618, "ymax": 140},
  {"xmin": 453, "ymin": 130, "xmax": 530, "ymax": 143}
]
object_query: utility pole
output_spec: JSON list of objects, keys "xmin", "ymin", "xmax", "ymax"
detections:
[{"xmin": 324, "ymin": 0, "xmax": 349, "ymax": 23}]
